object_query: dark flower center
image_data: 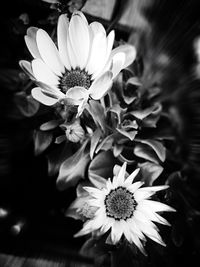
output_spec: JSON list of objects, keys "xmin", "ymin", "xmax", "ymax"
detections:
[
  {"xmin": 60, "ymin": 68, "xmax": 92, "ymax": 93},
  {"xmin": 105, "ymin": 186, "xmax": 137, "ymax": 221}
]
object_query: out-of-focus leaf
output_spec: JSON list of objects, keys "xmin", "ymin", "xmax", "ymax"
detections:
[
  {"xmin": 130, "ymin": 103, "xmax": 161, "ymax": 120},
  {"xmin": 47, "ymin": 141, "xmax": 74, "ymax": 176},
  {"xmin": 126, "ymin": 77, "xmax": 142, "ymax": 86},
  {"xmin": 171, "ymin": 221, "xmax": 184, "ymax": 247},
  {"xmin": 138, "ymin": 161, "xmax": 163, "ymax": 186},
  {"xmin": 134, "ymin": 144, "xmax": 159, "ymax": 164},
  {"xmin": 95, "ymin": 134, "xmax": 114, "ymax": 154},
  {"xmin": 136, "ymin": 139, "xmax": 166, "ymax": 162},
  {"xmin": 33, "ymin": 130, "xmax": 53, "ymax": 156},
  {"xmin": 40, "ymin": 120, "xmax": 61, "ymax": 131},
  {"xmin": 116, "ymin": 128, "xmax": 137, "ymax": 141},
  {"xmin": 86, "ymin": 100, "xmax": 106, "ymax": 131},
  {"xmin": 109, "ymin": 104, "xmax": 127, "ymax": 124},
  {"xmin": 113, "ymin": 144, "xmax": 123, "ymax": 157},
  {"xmin": 90, "ymin": 128, "xmax": 102, "ymax": 159},
  {"xmin": 15, "ymin": 93, "xmax": 40, "ymax": 117},
  {"xmin": 56, "ymin": 141, "xmax": 90, "ymax": 190},
  {"xmin": 88, "ymin": 151, "xmax": 116, "ymax": 183},
  {"xmin": 0, "ymin": 69, "xmax": 25, "ymax": 91},
  {"xmin": 55, "ymin": 135, "xmax": 66, "ymax": 144}
]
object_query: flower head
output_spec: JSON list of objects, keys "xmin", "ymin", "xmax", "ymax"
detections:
[
  {"xmin": 20, "ymin": 11, "xmax": 136, "ymax": 116},
  {"xmin": 74, "ymin": 162, "xmax": 175, "ymax": 255}
]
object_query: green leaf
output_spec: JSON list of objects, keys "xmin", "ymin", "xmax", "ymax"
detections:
[
  {"xmin": 88, "ymin": 151, "xmax": 115, "ymax": 183},
  {"xmin": 136, "ymin": 139, "xmax": 166, "ymax": 162},
  {"xmin": 90, "ymin": 128, "xmax": 102, "ymax": 159},
  {"xmin": 139, "ymin": 161, "xmax": 163, "ymax": 186},
  {"xmin": 56, "ymin": 141, "xmax": 90, "ymax": 190},
  {"xmin": 33, "ymin": 130, "xmax": 53, "ymax": 156}
]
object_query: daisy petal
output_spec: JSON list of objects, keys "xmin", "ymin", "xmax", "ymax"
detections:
[
  {"xmin": 116, "ymin": 162, "xmax": 127, "ymax": 186},
  {"xmin": 19, "ymin": 60, "xmax": 34, "ymax": 79},
  {"xmin": 25, "ymin": 27, "xmax": 41, "ymax": 59},
  {"xmin": 31, "ymin": 58, "xmax": 59, "ymax": 86},
  {"xmin": 134, "ymin": 190, "xmax": 155, "ymax": 202},
  {"xmin": 142, "ymin": 185, "xmax": 169, "ymax": 192},
  {"xmin": 129, "ymin": 231, "xmax": 147, "ymax": 256},
  {"xmin": 111, "ymin": 221, "xmax": 123, "ymax": 244},
  {"xmin": 128, "ymin": 181, "xmax": 144, "ymax": 193},
  {"xmin": 31, "ymin": 87, "xmax": 58, "ymax": 106},
  {"xmin": 106, "ymin": 30, "xmax": 115, "ymax": 60},
  {"xmin": 83, "ymin": 186, "xmax": 102, "ymax": 198},
  {"xmin": 90, "ymin": 22, "xmax": 106, "ymax": 36},
  {"xmin": 137, "ymin": 205, "xmax": 170, "ymax": 226},
  {"xmin": 86, "ymin": 32, "xmax": 108, "ymax": 77},
  {"xmin": 111, "ymin": 52, "xmax": 125, "ymax": 79},
  {"xmin": 141, "ymin": 200, "xmax": 176, "ymax": 212},
  {"xmin": 65, "ymin": 86, "xmax": 89, "ymax": 102},
  {"xmin": 57, "ymin": 14, "xmax": 71, "ymax": 70},
  {"xmin": 110, "ymin": 44, "xmax": 136, "ymax": 69},
  {"xmin": 89, "ymin": 71, "xmax": 113, "ymax": 100},
  {"xmin": 69, "ymin": 11, "xmax": 90, "ymax": 69},
  {"xmin": 124, "ymin": 168, "xmax": 140, "ymax": 186},
  {"xmin": 36, "ymin": 29, "xmax": 65, "ymax": 76}
]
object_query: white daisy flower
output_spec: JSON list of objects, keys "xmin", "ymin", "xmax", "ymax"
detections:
[
  {"xmin": 74, "ymin": 162, "xmax": 175, "ymax": 255},
  {"xmin": 20, "ymin": 11, "xmax": 136, "ymax": 116}
]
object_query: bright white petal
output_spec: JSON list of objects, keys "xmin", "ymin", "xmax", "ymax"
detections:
[
  {"xmin": 69, "ymin": 11, "xmax": 90, "ymax": 69},
  {"xmin": 86, "ymin": 32, "xmax": 108, "ymax": 77},
  {"xmin": 110, "ymin": 44, "xmax": 136, "ymax": 69},
  {"xmin": 124, "ymin": 168, "xmax": 140, "ymax": 186},
  {"xmin": 65, "ymin": 86, "xmax": 89, "ymax": 103},
  {"xmin": 137, "ymin": 204, "xmax": 170, "ymax": 226},
  {"xmin": 89, "ymin": 71, "xmax": 113, "ymax": 100},
  {"xmin": 25, "ymin": 27, "xmax": 41, "ymax": 59},
  {"xmin": 36, "ymin": 29, "xmax": 65, "ymax": 76},
  {"xmin": 134, "ymin": 214, "xmax": 166, "ymax": 247},
  {"xmin": 83, "ymin": 186, "xmax": 102, "ymax": 198},
  {"xmin": 106, "ymin": 30, "xmax": 115, "ymax": 61},
  {"xmin": 130, "ymin": 232, "xmax": 147, "ymax": 255},
  {"xmin": 134, "ymin": 190, "xmax": 155, "ymax": 202},
  {"xmin": 134, "ymin": 185, "xmax": 169, "ymax": 202},
  {"xmin": 31, "ymin": 58, "xmax": 59, "ymax": 86},
  {"xmin": 19, "ymin": 60, "xmax": 34, "ymax": 79},
  {"xmin": 128, "ymin": 181, "xmax": 144, "ymax": 193},
  {"xmin": 100, "ymin": 218, "xmax": 112, "ymax": 234},
  {"xmin": 111, "ymin": 221, "xmax": 124, "ymax": 244},
  {"xmin": 116, "ymin": 162, "xmax": 127, "ymax": 186},
  {"xmin": 89, "ymin": 22, "xmax": 106, "ymax": 36},
  {"xmin": 142, "ymin": 185, "xmax": 169, "ymax": 192},
  {"xmin": 111, "ymin": 52, "xmax": 125, "ymax": 78},
  {"xmin": 141, "ymin": 200, "xmax": 176, "ymax": 212},
  {"xmin": 31, "ymin": 87, "xmax": 58, "ymax": 106},
  {"xmin": 57, "ymin": 14, "xmax": 71, "ymax": 70},
  {"xmin": 127, "ymin": 218, "xmax": 146, "ymax": 240}
]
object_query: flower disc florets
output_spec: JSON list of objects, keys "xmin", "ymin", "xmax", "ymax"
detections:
[
  {"xmin": 105, "ymin": 186, "xmax": 137, "ymax": 220},
  {"xmin": 60, "ymin": 68, "xmax": 92, "ymax": 93}
]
